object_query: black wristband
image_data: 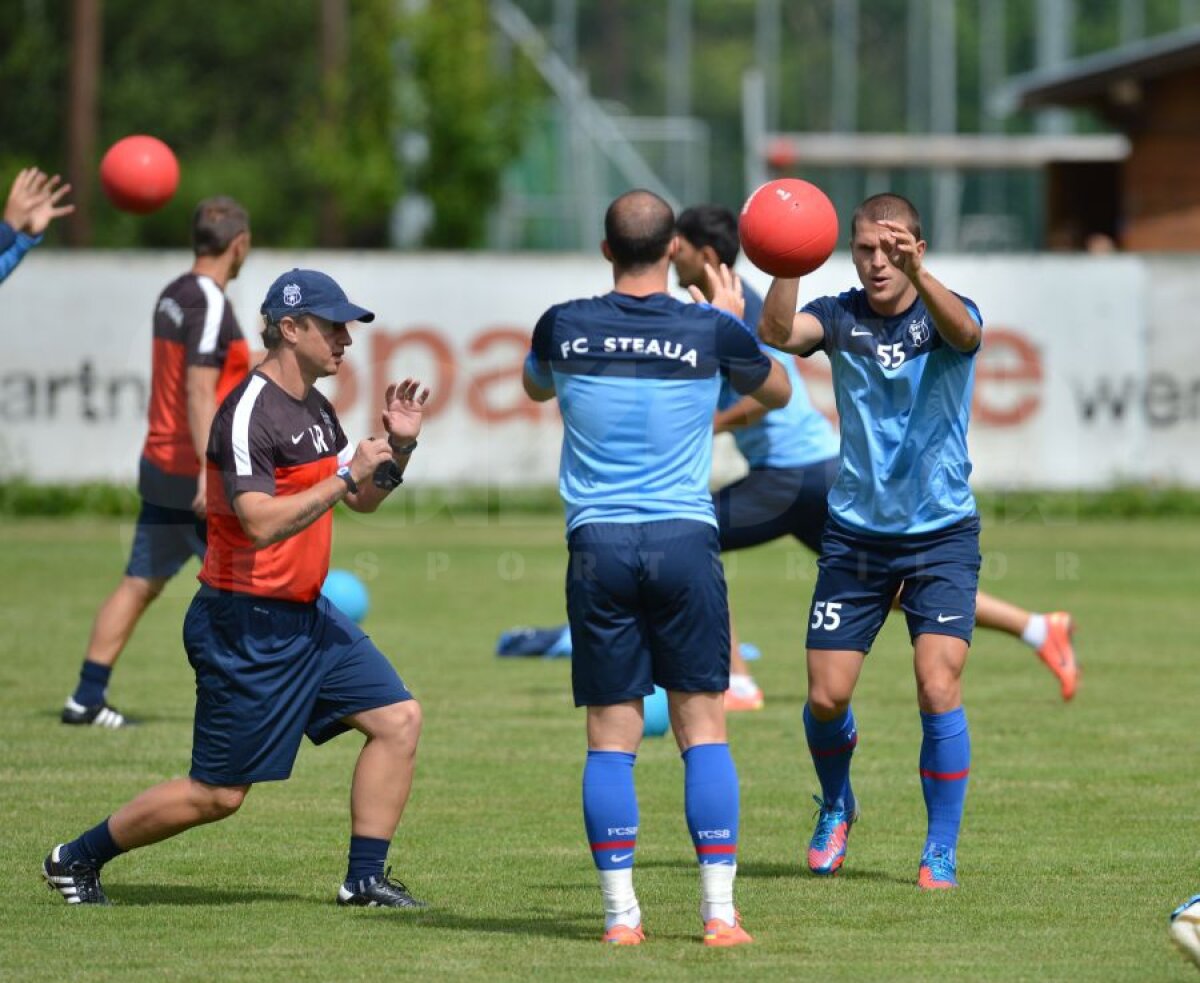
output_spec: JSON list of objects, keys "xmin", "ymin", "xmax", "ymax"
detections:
[
  {"xmin": 336, "ymin": 465, "xmax": 358, "ymax": 494},
  {"xmin": 373, "ymin": 459, "xmax": 404, "ymax": 490},
  {"xmin": 389, "ymin": 437, "xmax": 418, "ymax": 455}
]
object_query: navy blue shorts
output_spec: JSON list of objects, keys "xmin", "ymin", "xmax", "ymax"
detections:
[
  {"xmin": 183, "ymin": 587, "xmax": 413, "ymax": 786},
  {"xmin": 713, "ymin": 457, "xmax": 838, "ymax": 553},
  {"xmin": 125, "ymin": 500, "xmax": 206, "ymax": 580},
  {"xmin": 806, "ymin": 516, "xmax": 981, "ymax": 652},
  {"xmin": 566, "ymin": 519, "xmax": 730, "ymax": 707}
]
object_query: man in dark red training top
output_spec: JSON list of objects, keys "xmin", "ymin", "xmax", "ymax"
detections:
[
  {"xmin": 62, "ymin": 196, "xmax": 252, "ymax": 728},
  {"xmin": 45, "ymin": 268, "xmax": 432, "ymax": 909}
]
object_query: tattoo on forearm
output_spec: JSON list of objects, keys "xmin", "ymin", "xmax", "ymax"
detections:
[{"xmin": 271, "ymin": 491, "xmax": 337, "ymax": 543}]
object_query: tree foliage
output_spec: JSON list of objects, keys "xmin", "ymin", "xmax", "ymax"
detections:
[
  {"xmin": 401, "ymin": 0, "xmax": 540, "ymax": 247},
  {"xmin": 0, "ymin": 0, "xmax": 537, "ymax": 248}
]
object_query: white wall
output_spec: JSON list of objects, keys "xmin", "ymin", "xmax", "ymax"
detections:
[{"xmin": 1, "ymin": 249, "xmax": 1196, "ymax": 487}]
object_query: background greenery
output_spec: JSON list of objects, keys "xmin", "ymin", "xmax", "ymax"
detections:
[
  {"xmin": 4, "ymin": 0, "xmax": 1198, "ymax": 249},
  {"xmin": 0, "ymin": 0, "xmax": 537, "ymax": 248},
  {"xmin": 1, "ymin": 511, "xmax": 1197, "ymax": 980}
]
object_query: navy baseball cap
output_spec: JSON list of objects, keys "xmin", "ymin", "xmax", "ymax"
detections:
[{"xmin": 260, "ymin": 268, "xmax": 375, "ymax": 324}]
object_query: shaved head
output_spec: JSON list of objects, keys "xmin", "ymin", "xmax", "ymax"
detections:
[
  {"xmin": 604, "ymin": 190, "xmax": 676, "ymax": 270},
  {"xmin": 851, "ymin": 193, "xmax": 923, "ymax": 242}
]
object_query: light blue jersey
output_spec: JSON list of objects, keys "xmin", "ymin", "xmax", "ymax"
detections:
[
  {"xmin": 528, "ymin": 292, "xmax": 772, "ymax": 533},
  {"xmin": 719, "ymin": 285, "xmax": 839, "ymax": 469},
  {"xmin": 800, "ymin": 288, "xmax": 982, "ymax": 536}
]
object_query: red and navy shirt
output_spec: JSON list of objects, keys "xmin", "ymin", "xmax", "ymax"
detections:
[
  {"xmin": 142, "ymin": 273, "xmax": 250, "ymax": 478},
  {"xmin": 200, "ymin": 371, "xmax": 351, "ymax": 602}
]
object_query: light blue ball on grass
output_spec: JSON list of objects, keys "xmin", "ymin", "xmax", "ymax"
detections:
[
  {"xmin": 643, "ymin": 686, "xmax": 669, "ymax": 738},
  {"xmin": 321, "ymin": 569, "xmax": 369, "ymax": 623}
]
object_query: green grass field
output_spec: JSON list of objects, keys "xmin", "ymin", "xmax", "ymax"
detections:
[{"xmin": 1, "ymin": 510, "xmax": 1198, "ymax": 981}]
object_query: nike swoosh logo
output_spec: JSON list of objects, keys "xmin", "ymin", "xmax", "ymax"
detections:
[
  {"xmin": 851, "ymin": 327, "xmax": 872, "ymax": 337},
  {"xmin": 936, "ymin": 614, "xmax": 963, "ymax": 623},
  {"xmin": 610, "ymin": 852, "xmax": 633, "ymax": 863},
  {"xmin": 291, "ymin": 432, "xmax": 306, "ymax": 444}
]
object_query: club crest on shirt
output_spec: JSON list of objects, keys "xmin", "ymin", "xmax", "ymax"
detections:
[{"xmin": 907, "ymin": 315, "xmax": 931, "ymax": 347}]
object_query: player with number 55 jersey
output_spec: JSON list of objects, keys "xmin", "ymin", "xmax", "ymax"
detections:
[{"xmin": 759, "ymin": 192, "xmax": 982, "ymax": 890}]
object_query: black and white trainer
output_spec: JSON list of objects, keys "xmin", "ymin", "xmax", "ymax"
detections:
[
  {"xmin": 43, "ymin": 845, "xmax": 109, "ymax": 905},
  {"xmin": 61, "ymin": 697, "xmax": 133, "ymax": 729},
  {"xmin": 336, "ymin": 868, "xmax": 427, "ymax": 909}
]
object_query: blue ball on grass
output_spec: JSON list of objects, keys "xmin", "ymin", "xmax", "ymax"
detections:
[
  {"xmin": 321, "ymin": 569, "xmax": 369, "ymax": 624},
  {"xmin": 643, "ymin": 686, "xmax": 670, "ymax": 738}
]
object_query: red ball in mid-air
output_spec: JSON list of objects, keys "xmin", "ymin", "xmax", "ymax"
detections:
[
  {"xmin": 739, "ymin": 178, "xmax": 838, "ymax": 278},
  {"xmin": 99, "ymin": 135, "xmax": 180, "ymax": 214}
]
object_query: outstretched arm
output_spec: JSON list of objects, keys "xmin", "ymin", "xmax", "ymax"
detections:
[{"xmin": 758, "ymin": 277, "xmax": 824, "ymax": 354}]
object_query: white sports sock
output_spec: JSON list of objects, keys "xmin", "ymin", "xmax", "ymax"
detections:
[
  {"xmin": 1021, "ymin": 613, "xmax": 1048, "ymax": 649},
  {"xmin": 729, "ymin": 673, "xmax": 758, "ymax": 698},
  {"xmin": 599, "ymin": 868, "xmax": 640, "ymax": 929},
  {"xmin": 699, "ymin": 862, "xmax": 737, "ymax": 925}
]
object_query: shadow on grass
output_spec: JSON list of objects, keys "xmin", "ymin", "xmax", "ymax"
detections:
[
  {"xmin": 38, "ymin": 708, "xmax": 192, "ymax": 726},
  {"xmin": 736, "ymin": 860, "xmax": 903, "ymax": 884},
  {"xmin": 110, "ymin": 884, "xmax": 309, "ymax": 906},
  {"xmin": 632, "ymin": 857, "xmax": 906, "ymax": 885},
  {"xmin": 108, "ymin": 887, "xmax": 601, "ymax": 941},
  {"xmin": 360, "ymin": 908, "xmax": 598, "ymax": 941}
]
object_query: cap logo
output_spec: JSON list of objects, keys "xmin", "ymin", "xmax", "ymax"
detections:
[{"xmin": 282, "ymin": 283, "xmax": 302, "ymax": 307}]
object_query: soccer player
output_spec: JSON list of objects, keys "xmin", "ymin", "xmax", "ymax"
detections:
[
  {"xmin": 523, "ymin": 190, "xmax": 792, "ymax": 946},
  {"xmin": 61, "ymin": 197, "xmax": 252, "ymax": 728},
  {"xmin": 499, "ymin": 205, "xmax": 1079, "ymax": 711},
  {"xmin": 0, "ymin": 167, "xmax": 73, "ymax": 285},
  {"xmin": 675, "ymin": 205, "xmax": 1078, "ymax": 707},
  {"xmin": 758, "ymin": 192, "xmax": 985, "ymax": 889},
  {"xmin": 44, "ymin": 269, "xmax": 429, "ymax": 908}
]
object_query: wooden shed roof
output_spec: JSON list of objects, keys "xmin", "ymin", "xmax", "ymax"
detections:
[{"xmin": 996, "ymin": 23, "xmax": 1200, "ymax": 112}]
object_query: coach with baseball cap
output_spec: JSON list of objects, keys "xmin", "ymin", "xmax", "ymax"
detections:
[
  {"xmin": 44, "ymin": 264, "xmax": 434, "ymax": 911},
  {"xmin": 260, "ymin": 268, "xmax": 375, "ymax": 324}
]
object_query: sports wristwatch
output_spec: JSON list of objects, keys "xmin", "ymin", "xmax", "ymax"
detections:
[{"xmin": 336, "ymin": 465, "xmax": 358, "ymax": 494}]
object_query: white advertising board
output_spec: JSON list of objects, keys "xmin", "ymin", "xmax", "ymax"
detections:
[{"xmin": 0, "ymin": 250, "xmax": 1194, "ymax": 488}]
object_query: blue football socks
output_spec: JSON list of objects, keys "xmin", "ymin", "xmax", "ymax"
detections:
[
  {"xmin": 919, "ymin": 707, "xmax": 971, "ymax": 852},
  {"xmin": 803, "ymin": 703, "xmax": 858, "ymax": 812},
  {"xmin": 72, "ymin": 660, "xmax": 112, "ymax": 707},
  {"xmin": 683, "ymin": 743, "xmax": 739, "ymax": 865},
  {"xmin": 583, "ymin": 750, "xmax": 638, "ymax": 870}
]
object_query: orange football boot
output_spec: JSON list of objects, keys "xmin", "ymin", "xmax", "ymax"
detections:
[{"xmin": 1037, "ymin": 612, "xmax": 1078, "ymax": 701}]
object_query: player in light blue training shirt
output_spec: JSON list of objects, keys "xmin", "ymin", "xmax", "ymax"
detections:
[
  {"xmin": 500, "ymin": 205, "xmax": 1077, "ymax": 716},
  {"xmin": 524, "ymin": 190, "xmax": 791, "ymax": 947},
  {"xmin": 759, "ymin": 192, "xmax": 982, "ymax": 890}
]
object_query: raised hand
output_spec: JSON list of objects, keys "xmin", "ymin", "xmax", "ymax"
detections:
[
  {"xmin": 876, "ymin": 219, "xmax": 923, "ymax": 281},
  {"xmin": 381, "ymin": 377, "xmax": 431, "ymax": 443},
  {"xmin": 4, "ymin": 168, "xmax": 44, "ymax": 231},
  {"xmin": 689, "ymin": 262, "xmax": 745, "ymax": 322},
  {"xmin": 25, "ymin": 173, "xmax": 74, "ymax": 236}
]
